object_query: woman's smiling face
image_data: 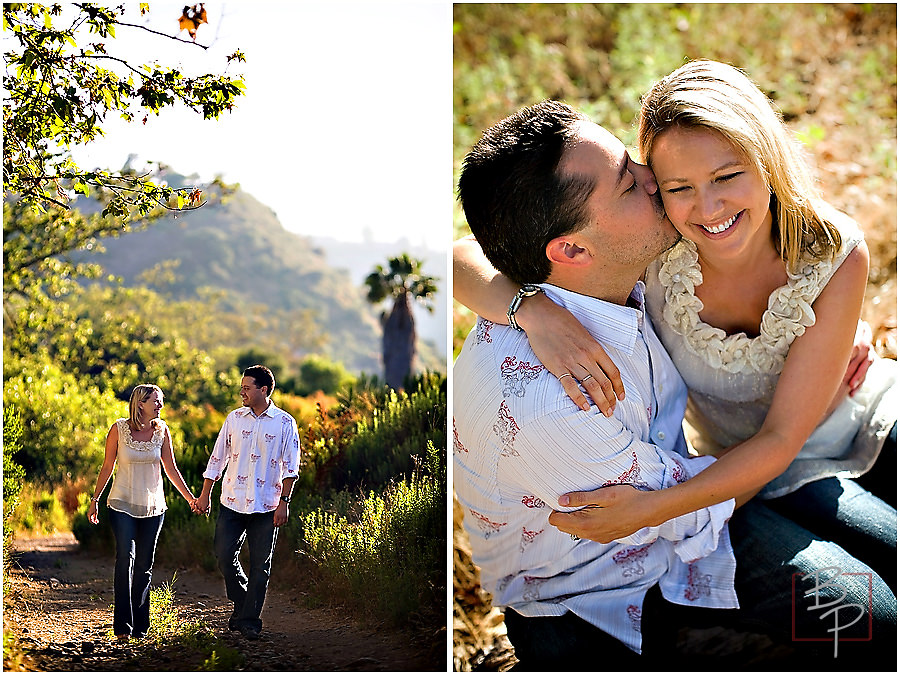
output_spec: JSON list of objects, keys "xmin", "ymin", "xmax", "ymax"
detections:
[
  {"xmin": 139, "ymin": 389, "xmax": 163, "ymax": 422},
  {"xmin": 650, "ymin": 125, "xmax": 774, "ymax": 262}
]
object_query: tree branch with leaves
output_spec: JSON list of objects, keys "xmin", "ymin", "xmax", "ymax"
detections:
[
  {"xmin": 2, "ymin": 2, "xmax": 245, "ymax": 350},
  {"xmin": 3, "ymin": 2, "xmax": 245, "ymax": 217}
]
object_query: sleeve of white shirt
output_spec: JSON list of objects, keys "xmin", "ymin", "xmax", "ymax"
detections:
[
  {"xmin": 202, "ymin": 413, "xmax": 232, "ymax": 481},
  {"xmin": 652, "ymin": 452, "xmax": 733, "ymax": 563},
  {"xmin": 280, "ymin": 413, "xmax": 300, "ymax": 479},
  {"xmin": 511, "ymin": 405, "xmax": 733, "ymax": 562}
]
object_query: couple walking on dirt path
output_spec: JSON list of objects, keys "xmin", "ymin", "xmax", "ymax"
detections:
[{"xmin": 86, "ymin": 364, "xmax": 299, "ymax": 643}]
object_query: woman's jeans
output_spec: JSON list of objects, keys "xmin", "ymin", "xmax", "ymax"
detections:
[
  {"xmin": 108, "ymin": 509, "xmax": 165, "ymax": 638},
  {"xmin": 766, "ymin": 421, "xmax": 897, "ymax": 592},
  {"xmin": 214, "ymin": 505, "xmax": 278, "ymax": 632}
]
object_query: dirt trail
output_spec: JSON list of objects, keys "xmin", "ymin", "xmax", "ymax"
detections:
[{"xmin": 4, "ymin": 533, "xmax": 441, "ymax": 671}]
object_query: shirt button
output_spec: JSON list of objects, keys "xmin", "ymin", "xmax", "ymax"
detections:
[{"xmin": 657, "ymin": 431, "xmax": 666, "ymax": 441}]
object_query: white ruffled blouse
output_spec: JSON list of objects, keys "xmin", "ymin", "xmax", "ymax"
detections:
[
  {"xmin": 107, "ymin": 418, "xmax": 168, "ymax": 517},
  {"xmin": 645, "ymin": 209, "xmax": 897, "ymax": 498}
]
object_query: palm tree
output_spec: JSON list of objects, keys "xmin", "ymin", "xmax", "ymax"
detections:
[{"xmin": 365, "ymin": 253, "xmax": 438, "ymax": 390}]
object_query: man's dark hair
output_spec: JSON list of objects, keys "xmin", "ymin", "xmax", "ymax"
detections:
[
  {"xmin": 243, "ymin": 364, "xmax": 275, "ymax": 395},
  {"xmin": 457, "ymin": 100, "xmax": 596, "ymax": 285}
]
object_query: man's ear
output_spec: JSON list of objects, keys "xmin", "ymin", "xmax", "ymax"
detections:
[{"xmin": 546, "ymin": 236, "xmax": 592, "ymax": 267}]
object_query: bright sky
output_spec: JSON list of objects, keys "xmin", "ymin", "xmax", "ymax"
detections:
[{"xmin": 68, "ymin": 2, "xmax": 451, "ymax": 249}]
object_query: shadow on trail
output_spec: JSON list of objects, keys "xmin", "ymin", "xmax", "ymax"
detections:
[{"xmin": 5, "ymin": 533, "xmax": 441, "ymax": 672}]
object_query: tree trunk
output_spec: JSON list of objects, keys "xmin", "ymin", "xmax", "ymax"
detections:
[{"xmin": 383, "ymin": 292, "xmax": 416, "ymax": 391}]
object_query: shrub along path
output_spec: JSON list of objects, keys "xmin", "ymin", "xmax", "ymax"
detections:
[{"xmin": 5, "ymin": 533, "xmax": 438, "ymax": 671}]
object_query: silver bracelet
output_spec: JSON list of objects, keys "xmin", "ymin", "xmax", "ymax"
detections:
[{"xmin": 507, "ymin": 285, "xmax": 543, "ymax": 331}]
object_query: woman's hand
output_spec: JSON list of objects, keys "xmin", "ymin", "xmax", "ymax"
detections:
[
  {"xmin": 87, "ymin": 500, "xmax": 99, "ymax": 525},
  {"xmin": 844, "ymin": 319, "xmax": 875, "ymax": 396},
  {"xmin": 548, "ymin": 484, "xmax": 654, "ymax": 543},
  {"xmin": 825, "ymin": 320, "xmax": 875, "ymax": 417},
  {"xmin": 516, "ymin": 292, "xmax": 625, "ymax": 415}
]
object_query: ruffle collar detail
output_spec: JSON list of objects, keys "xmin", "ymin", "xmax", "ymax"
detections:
[
  {"xmin": 119, "ymin": 419, "xmax": 164, "ymax": 452},
  {"xmin": 656, "ymin": 239, "xmax": 825, "ymax": 375}
]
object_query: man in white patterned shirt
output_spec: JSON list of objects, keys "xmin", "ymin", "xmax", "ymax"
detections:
[
  {"xmin": 196, "ymin": 364, "xmax": 300, "ymax": 640},
  {"xmin": 454, "ymin": 101, "xmax": 739, "ymax": 668}
]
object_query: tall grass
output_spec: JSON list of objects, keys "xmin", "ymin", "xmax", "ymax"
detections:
[
  {"xmin": 300, "ymin": 442, "xmax": 446, "ymax": 626},
  {"xmin": 3, "ymin": 408, "xmax": 26, "ymax": 582},
  {"xmin": 145, "ymin": 575, "xmax": 243, "ymax": 670}
]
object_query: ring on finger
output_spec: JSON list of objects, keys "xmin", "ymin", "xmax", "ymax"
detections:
[
  {"xmin": 558, "ymin": 373, "xmax": 574, "ymax": 382},
  {"xmin": 580, "ymin": 374, "xmax": 594, "ymax": 384}
]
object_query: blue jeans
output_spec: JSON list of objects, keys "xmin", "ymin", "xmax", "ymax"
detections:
[
  {"xmin": 765, "ymin": 476, "xmax": 897, "ymax": 592},
  {"xmin": 505, "ymin": 499, "xmax": 896, "ymax": 670},
  {"xmin": 109, "ymin": 509, "xmax": 165, "ymax": 638},
  {"xmin": 720, "ymin": 498, "xmax": 897, "ymax": 667},
  {"xmin": 765, "ymin": 421, "xmax": 897, "ymax": 591},
  {"xmin": 214, "ymin": 505, "xmax": 278, "ymax": 631}
]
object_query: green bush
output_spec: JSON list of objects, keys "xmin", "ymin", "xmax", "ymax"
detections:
[
  {"xmin": 299, "ymin": 444, "xmax": 446, "ymax": 627},
  {"xmin": 292, "ymin": 369, "xmax": 446, "ymax": 631},
  {"xmin": 317, "ymin": 373, "xmax": 446, "ymax": 492},
  {"xmin": 3, "ymin": 408, "xmax": 26, "ymax": 545},
  {"xmin": 71, "ymin": 493, "xmax": 113, "ymax": 552},
  {"xmin": 3, "ymin": 407, "xmax": 27, "ymax": 591},
  {"xmin": 298, "ymin": 355, "xmax": 355, "ymax": 396},
  {"xmin": 155, "ymin": 504, "xmax": 218, "ymax": 572},
  {"xmin": 10, "ymin": 485, "xmax": 70, "ymax": 535},
  {"xmin": 3, "ymin": 355, "xmax": 126, "ymax": 482}
]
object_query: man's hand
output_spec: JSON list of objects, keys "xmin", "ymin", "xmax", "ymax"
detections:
[
  {"xmin": 273, "ymin": 501, "xmax": 289, "ymax": 527},
  {"xmin": 196, "ymin": 493, "xmax": 211, "ymax": 517},
  {"xmin": 549, "ymin": 484, "xmax": 652, "ymax": 543}
]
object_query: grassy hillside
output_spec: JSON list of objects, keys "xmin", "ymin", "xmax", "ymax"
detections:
[{"xmin": 75, "ymin": 170, "xmax": 395, "ymax": 375}]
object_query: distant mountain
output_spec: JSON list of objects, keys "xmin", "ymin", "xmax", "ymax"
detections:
[{"xmin": 75, "ymin": 175, "xmax": 444, "ymax": 375}]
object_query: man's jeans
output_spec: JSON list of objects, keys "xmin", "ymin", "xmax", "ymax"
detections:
[
  {"xmin": 214, "ymin": 505, "xmax": 278, "ymax": 631},
  {"xmin": 109, "ymin": 509, "xmax": 165, "ymax": 638},
  {"xmin": 505, "ymin": 488, "xmax": 897, "ymax": 670}
]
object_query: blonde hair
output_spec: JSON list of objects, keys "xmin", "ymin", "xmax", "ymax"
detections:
[
  {"xmin": 638, "ymin": 60, "xmax": 841, "ymax": 271},
  {"xmin": 128, "ymin": 384, "xmax": 164, "ymax": 431}
]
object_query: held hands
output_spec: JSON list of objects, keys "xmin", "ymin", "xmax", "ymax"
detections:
[
  {"xmin": 516, "ymin": 292, "xmax": 625, "ymax": 415},
  {"xmin": 548, "ymin": 484, "xmax": 648, "ymax": 543},
  {"xmin": 194, "ymin": 493, "xmax": 211, "ymax": 517}
]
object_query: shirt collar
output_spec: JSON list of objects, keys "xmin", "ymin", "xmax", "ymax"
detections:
[
  {"xmin": 539, "ymin": 282, "xmax": 644, "ymax": 355},
  {"xmin": 238, "ymin": 401, "xmax": 276, "ymax": 418}
]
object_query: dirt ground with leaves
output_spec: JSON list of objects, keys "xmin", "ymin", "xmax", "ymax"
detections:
[{"xmin": 4, "ymin": 534, "xmax": 441, "ymax": 672}]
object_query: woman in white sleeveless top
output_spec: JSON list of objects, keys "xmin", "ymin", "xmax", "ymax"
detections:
[
  {"xmin": 86, "ymin": 384, "xmax": 198, "ymax": 641},
  {"xmin": 453, "ymin": 61, "xmax": 896, "ymax": 592}
]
